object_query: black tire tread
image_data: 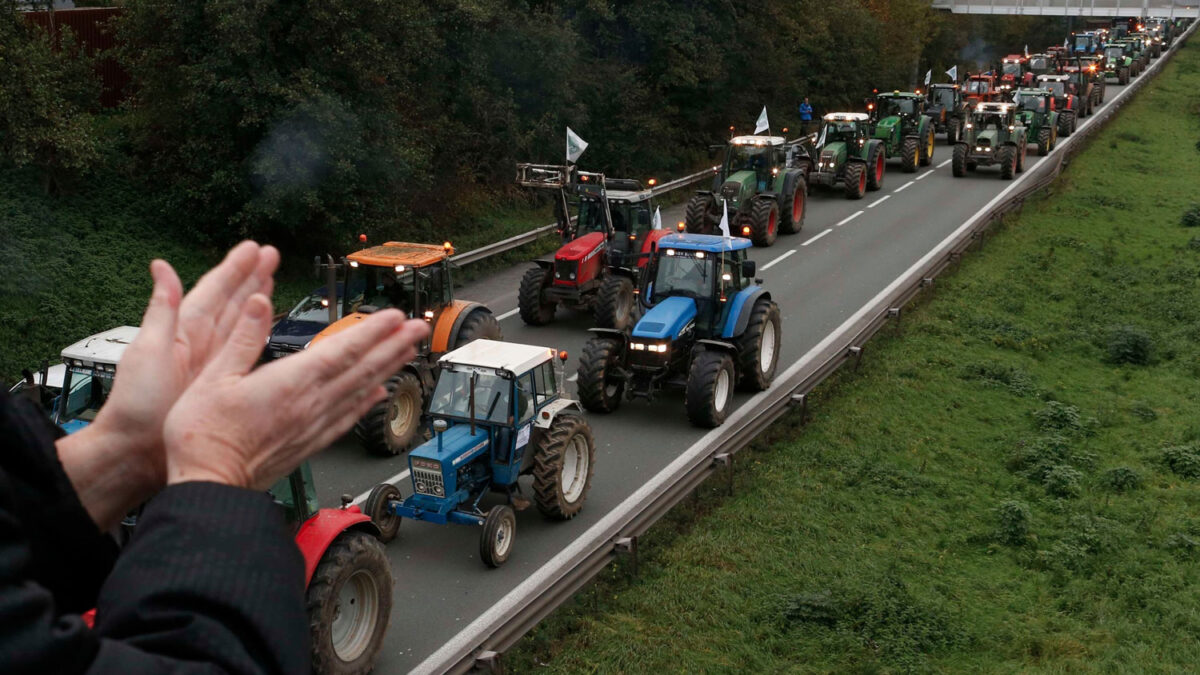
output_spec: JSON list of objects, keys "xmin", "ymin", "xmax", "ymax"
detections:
[
  {"xmin": 306, "ymin": 531, "xmax": 392, "ymax": 675},
  {"xmin": 577, "ymin": 337, "xmax": 623, "ymax": 413},
  {"xmin": 735, "ymin": 299, "xmax": 781, "ymax": 392},
  {"xmin": 531, "ymin": 414, "xmax": 595, "ymax": 520},
  {"xmin": 518, "ymin": 267, "xmax": 554, "ymax": 326},
  {"xmin": 684, "ymin": 350, "xmax": 734, "ymax": 428}
]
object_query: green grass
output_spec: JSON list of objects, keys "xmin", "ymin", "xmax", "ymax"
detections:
[{"xmin": 506, "ymin": 35, "xmax": 1200, "ymax": 674}]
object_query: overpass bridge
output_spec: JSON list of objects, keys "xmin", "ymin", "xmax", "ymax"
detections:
[{"xmin": 931, "ymin": 0, "xmax": 1198, "ymax": 17}]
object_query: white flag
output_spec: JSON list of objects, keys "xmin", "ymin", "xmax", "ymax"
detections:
[
  {"xmin": 924, "ymin": 69, "xmax": 931, "ymax": 86},
  {"xmin": 718, "ymin": 200, "xmax": 731, "ymax": 240},
  {"xmin": 946, "ymin": 65, "xmax": 958, "ymax": 81},
  {"xmin": 1024, "ymin": 44, "xmax": 1029, "ymax": 57},
  {"xmin": 566, "ymin": 127, "xmax": 588, "ymax": 164},
  {"xmin": 754, "ymin": 106, "xmax": 769, "ymax": 134},
  {"xmin": 1064, "ymin": 38, "xmax": 1070, "ymax": 49},
  {"xmin": 651, "ymin": 206, "xmax": 662, "ymax": 230}
]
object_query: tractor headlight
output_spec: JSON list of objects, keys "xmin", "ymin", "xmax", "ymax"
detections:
[
  {"xmin": 649, "ymin": 343, "xmax": 669, "ymax": 353},
  {"xmin": 569, "ymin": 272, "xmax": 576, "ymax": 280},
  {"xmin": 433, "ymin": 485, "xmax": 444, "ymax": 496}
]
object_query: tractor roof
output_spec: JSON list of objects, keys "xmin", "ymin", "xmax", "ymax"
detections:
[
  {"xmin": 657, "ymin": 233, "xmax": 753, "ymax": 253},
  {"xmin": 61, "ymin": 326, "xmax": 139, "ymax": 366},
  {"xmin": 347, "ymin": 242, "xmax": 450, "ymax": 268},
  {"xmin": 877, "ymin": 91, "xmax": 923, "ymax": 99},
  {"xmin": 606, "ymin": 189, "xmax": 654, "ymax": 203},
  {"xmin": 1002, "ymin": 54, "xmax": 1027, "ymax": 61},
  {"xmin": 730, "ymin": 135, "xmax": 784, "ymax": 147},
  {"xmin": 1015, "ymin": 88, "xmax": 1051, "ymax": 96},
  {"xmin": 824, "ymin": 112, "xmax": 869, "ymax": 122},
  {"xmin": 440, "ymin": 339, "xmax": 555, "ymax": 376}
]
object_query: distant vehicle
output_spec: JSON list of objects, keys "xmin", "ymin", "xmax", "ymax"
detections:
[
  {"xmin": 263, "ymin": 281, "xmax": 360, "ymax": 361},
  {"xmin": 55, "ymin": 326, "xmax": 138, "ymax": 434}
]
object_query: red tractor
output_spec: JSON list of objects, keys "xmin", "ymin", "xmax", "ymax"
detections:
[
  {"xmin": 998, "ymin": 55, "xmax": 1034, "ymax": 90},
  {"xmin": 964, "ymin": 73, "xmax": 1000, "ymax": 108},
  {"xmin": 87, "ymin": 464, "xmax": 393, "ymax": 675},
  {"xmin": 515, "ymin": 163, "xmax": 671, "ymax": 331}
]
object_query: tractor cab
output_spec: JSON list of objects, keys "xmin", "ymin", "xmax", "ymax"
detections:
[
  {"xmin": 1027, "ymin": 53, "xmax": 1059, "ymax": 77},
  {"xmin": 336, "ymin": 242, "xmax": 454, "ymax": 325},
  {"xmin": 964, "ymin": 74, "xmax": 998, "ymax": 105},
  {"xmin": 1072, "ymin": 31, "xmax": 1101, "ymax": 54},
  {"xmin": 810, "ymin": 113, "xmax": 885, "ymax": 198},
  {"xmin": 1013, "ymin": 88, "xmax": 1053, "ymax": 114},
  {"xmin": 999, "ymin": 55, "xmax": 1032, "ymax": 90},
  {"xmin": 817, "ymin": 112, "xmax": 869, "ymax": 148},
  {"xmin": 925, "ymin": 84, "xmax": 963, "ymax": 121},
  {"xmin": 867, "ymin": 91, "xmax": 935, "ymax": 171},
  {"xmin": 366, "ymin": 339, "xmax": 595, "ymax": 567},
  {"xmin": 55, "ymin": 326, "xmax": 137, "ymax": 435},
  {"xmin": 721, "ymin": 135, "xmax": 788, "ymax": 199}
]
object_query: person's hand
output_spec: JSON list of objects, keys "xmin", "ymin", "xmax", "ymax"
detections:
[
  {"xmin": 57, "ymin": 242, "xmax": 278, "ymax": 528},
  {"xmin": 163, "ymin": 295, "xmax": 430, "ymax": 490}
]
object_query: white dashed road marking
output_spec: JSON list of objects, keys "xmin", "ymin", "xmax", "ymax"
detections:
[
  {"xmin": 836, "ymin": 210, "xmax": 864, "ymax": 227},
  {"xmin": 893, "ymin": 181, "xmax": 915, "ymax": 193},
  {"xmin": 802, "ymin": 229, "xmax": 833, "ymax": 246},
  {"xmin": 762, "ymin": 249, "xmax": 797, "ymax": 270},
  {"xmin": 867, "ymin": 195, "xmax": 891, "ymax": 208}
]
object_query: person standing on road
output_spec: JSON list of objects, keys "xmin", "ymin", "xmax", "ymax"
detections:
[
  {"xmin": 798, "ymin": 97, "xmax": 814, "ymax": 134},
  {"xmin": 0, "ymin": 241, "xmax": 430, "ymax": 675}
]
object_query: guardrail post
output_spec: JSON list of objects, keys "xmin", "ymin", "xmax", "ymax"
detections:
[
  {"xmin": 713, "ymin": 453, "xmax": 733, "ymax": 495},
  {"xmin": 790, "ymin": 392, "xmax": 808, "ymax": 425},
  {"xmin": 887, "ymin": 306, "xmax": 902, "ymax": 329},
  {"xmin": 848, "ymin": 345, "xmax": 864, "ymax": 370},
  {"xmin": 614, "ymin": 536, "xmax": 638, "ymax": 577},
  {"xmin": 474, "ymin": 650, "xmax": 502, "ymax": 673}
]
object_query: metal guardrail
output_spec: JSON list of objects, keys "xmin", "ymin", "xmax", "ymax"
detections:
[
  {"xmin": 447, "ymin": 168, "xmax": 714, "ymax": 266},
  {"xmin": 931, "ymin": 0, "xmax": 1199, "ymax": 17},
  {"xmin": 417, "ymin": 21, "xmax": 1197, "ymax": 674}
]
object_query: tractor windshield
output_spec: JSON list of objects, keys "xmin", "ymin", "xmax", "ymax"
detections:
[
  {"xmin": 972, "ymin": 113, "xmax": 1005, "ymax": 131},
  {"xmin": 1040, "ymin": 80, "xmax": 1066, "ymax": 95},
  {"xmin": 576, "ymin": 199, "xmax": 609, "ymax": 234},
  {"xmin": 1002, "ymin": 62, "xmax": 1022, "ymax": 76},
  {"xmin": 880, "ymin": 98, "xmax": 915, "ymax": 116},
  {"xmin": 819, "ymin": 121, "xmax": 858, "ymax": 146},
  {"xmin": 1029, "ymin": 57, "xmax": 1050, "ymax": 71},
  {"xmin": 344, "ymin": 265, "xmax": 417, "ymax": 316},
  {"xmin": 650, "ymin": 249, "xmax": 714, "ymax": 301},
  {"xmin": 1016, "ymin": 94, "xmax": 1046, "ymax": 112},
  {"xmin": 726, "ymin": 144, "xmax": 771, "ymax": 175},
  {"xmin": 429, "ymin": 369, "xmax": 513, "ymax": 425},
  {"xmin": 1105, "ymin": 47, "xmax": 1124, "ymax": 61},
  {"xmin": 1074, "ymin": 35, "xmax": 1092, "ymax": 50},
  {"xmin": 932, "ymin": 88, "xmax": 957, "ymax": 108},
  {"xmin": 58, "ymin": 368, "xmax": 113, "ymax": 424},
  {"xmin": 966, "ymin": 79, "xmax": 991, "ymax": 94}
]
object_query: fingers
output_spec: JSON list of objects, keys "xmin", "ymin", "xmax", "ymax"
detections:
[
  {"xmin": 302, "ymin": 385, "xmax": 388, "ymax": 460},
  {"xmin": 180, "ymin": 241, "xmax": 261, "ymax": 321},
  {"xmin": 323, "ymin": 319, "xmax": 428, "ymax": 399},
  {"xmin": 137, "ymin": 259, "xmax": 183, "ymax": 350},
  {"xmin": 209, "ymin": 245, "xmax": 280, "ymax": 345},
  {"xmin": 200, "ymin": 294, "xmax": 274, "ymax": 378},
  {"xmin": 300, "ymin": 309, "xmax": 412, "ymax": 381}
]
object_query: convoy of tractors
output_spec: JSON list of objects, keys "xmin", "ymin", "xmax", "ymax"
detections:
[{"xmin": 9, "ymin": 13, "xmax": 1188, "ymax": 675}]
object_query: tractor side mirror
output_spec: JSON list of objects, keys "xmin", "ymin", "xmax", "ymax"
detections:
[
  {"xmin": 433, "ymin": 418, "xmax": 449, "ymax": 434},
  {"xmin": 742, "ymin": 260, "xmax": 757, "ymax": 278}
]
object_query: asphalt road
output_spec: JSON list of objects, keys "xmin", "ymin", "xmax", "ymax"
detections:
[{"xmin": 306, "ymin": 77, "xmax": 1135, "ymax": 673}]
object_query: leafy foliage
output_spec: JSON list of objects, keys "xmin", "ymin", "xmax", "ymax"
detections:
[{"xmin": 1106, "ymin": 324, "xmax": 1154, "ymax": 365}]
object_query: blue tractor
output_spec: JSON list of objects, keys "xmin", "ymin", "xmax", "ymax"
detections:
[
  {"xmin": 576, "ymin": 233, "xmax": 781, "ymax": 428},
  {"xmin": 364, "ymin": 339, "xmax": 596, "ymax": 567}
]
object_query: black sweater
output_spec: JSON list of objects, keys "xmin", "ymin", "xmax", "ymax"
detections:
[{"xmin": 0, "ymin": 390, "xmax": 309, "ymax": 674}]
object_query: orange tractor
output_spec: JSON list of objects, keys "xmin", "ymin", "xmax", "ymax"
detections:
[
  {"xmin": 311, "ymin": 239, "xmax": 501, "ymax": 455},
  {"xmin": 964, "ymin": 73, "xmax": 1000, "ymax": 108}
]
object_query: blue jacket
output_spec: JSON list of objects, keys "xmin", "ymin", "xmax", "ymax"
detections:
[{"xmin": 798, "ymin": 102, "xmax": 813, "ymax": 120}]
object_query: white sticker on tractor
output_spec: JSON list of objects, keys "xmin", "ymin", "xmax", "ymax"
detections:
[{"xmin": 516, "ymin": 424, "xmax": 531, "ymax": 449}]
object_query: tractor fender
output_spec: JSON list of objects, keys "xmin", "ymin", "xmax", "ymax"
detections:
[
  {"xmin": 777, "ymin": 171, "xmax": 805, "ymax": 211},
  {"xmin": 694, "ymin": 338, "xmax": 738, "ymax": 355},
  {"xmin": 533, "ymin": 398, "xmax": 585, "ymax": 429},
  {"xmin": 587, "ymin": 327, "xmax": 628, "ymax": 348},
  {"xmin": 916, "ymin": 115, "xmax": 931, "ymax": 137},
  {"xmin": 530, "ymin": 258, "xmax": 554, "ymax": 271},
  {"xmin": 722, "ymin": 287, "xmax": 769, "ymax": 339},
  {"xmin": 432, "ymin": 300, "xmax": 488, "ymax": 353},
  {"xmin": 295, "ymin": 506, "xmax": 380, "ymax": 586}
]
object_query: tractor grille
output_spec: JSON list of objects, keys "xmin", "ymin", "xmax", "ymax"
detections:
[
  {"xmin": 412, "ymin": 467, "xmax": 445, "ymax": 497},
  {"xmin": 720, "ymin": 181, "xmax": 740, "ymax": 202},
  {"xmin": 555, "ymin": 259, "xmax": 577, "ymax": 282}
]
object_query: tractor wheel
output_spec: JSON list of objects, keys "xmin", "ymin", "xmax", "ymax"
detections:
[
  {"xmin": 1016, "ymin": 142, "xmax": 1027, "ymax": 173},
  {"xmin": 354, "ymin": 371, "xmax": 422, "ymax": 456},
  {"xmin": 1049, "ymin": 123, "xmax": 1058, "ymax": 151},
  {"xmin": 518, "ymin": 267, "xmax": 555, "ymax": 326},
  {"xmin": 576, "ymin": 337, "xmax": 624, "ymax": 413},
  {"xmin": 1119, "ymin": 67, "xmax": 1129, "ymax": 85},
  {"xmin": 685, "ymin": 349, "xmax": 735, "ymax": 428},
  {"xmin": 685, "ymin": 194, "xmax": 718, "ymax": 234},
  {"xmin": 480, "ymin": 505, "xmax": 516, "ymax": 568},
  {"xmin": 364, "ymin": 483, "xmax": 402, "ymax": 543},
  {"xmin": 454, "ymin": 308, "xmax": 502, "ymax": 349},
  {"xmin": 900, "ymin": 136, "xmax": 919, "ymax": 173},
  {"xmin": 843, "ymin": 161, "xmax": 867, "ymax": 199},
  {"xmin": 735, "ymin": 299, "xmax": 781, "ymax": 392},
  {"xmin": 1058, "ymin": 111, "xmax": 1075, "ymax": 137},
  {"xmin": 952, "ymin": 143, "xmax": 968, "ymax": 178},
  {"xmin": 594, "ymin": 275, "xmax": 638, "ymax": 331},
  {"xmin": 946, "ymin": 118, "xmax": 960, "ymax": 145},
  {"xmin": 747, "ymin": 198, "xmax": 779, "ymax": 247},
  {"xmin": 778, "ymin": 174, "xmax": 807, "ymax": 235},
  {"xmin": 998, "ymin": 146, "xmax": 1016, "ymax": 180},
  {"xmin": 1037, "ymin": 128, "xmax": 1051, "ymax": 156},
  {"xmin": 307, "ymin": 531, "xmax": 392, "ymax": 675},
  {"xmin": 919, "ymin": 127, "xmax": 935, "ymax": 166},
  {"xmin": 531, "ymin": 414, "xmax": 595, "ymax": 520},
  {"xmin": 865, "ymin": 142, "xmax": 885, "ymax": 191}
]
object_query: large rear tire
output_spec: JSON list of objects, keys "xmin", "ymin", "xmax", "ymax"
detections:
[
  {"xmin": 919, "ymin": 127, "xmax": 935, "ymax": 166},
  {"xmin": 685, "ymin": 194, "xmax": 717, "ymax": 234},
  {"xmin": 577, "ymin": 337, "xmax": 624, "ymax": 413},
  {"xmin": 355, "ymin": 371, "xmax": 422, "ymax": 456},
  {"xmin": 952, "ymin": 143, "xmax": 968, "ymax": 177},
  {"xmin": 1036, "ymin": 128, "xmax": 1051, "ymax": 156},
  {"xmin": 1016, "ymin": 142, "xmax": 1027, "ymax": 173},
  {"xmin": 736, "ymin": 299, "xmax": 781, "ymax": 391},
  {"xmin": 900, "ymin": 136, "xmax": 919, "ymax": 173},
  {"xmin": 778, "ymin": 174, "xmax": 807, "ymax": 235},
  {"xmin": 843, "ymin": 161, "xmax": 867, "ymax": 199},
  {"xmin": 747, "ymin": 198, "xmax": 779, "ymax": 247},
  {"xmin": 532, "ymin": 414, "xmax": 595, "ymax": 520},
  {"xmin": 594, "ymin": 275, "xmax": 637, "ymax": 331},
  {"xmin": 454, "ymin": 308, "xmax": 502, "ymax": 348},
  {"xmin": 865, "ymin": 141, "xmax": 885, "ymax": 191},
  {"xmin": 685, "ymin": 350, "xmax": 735, "ymax": 428},
  {"xmin": 307, "ymin": 531, "xmax": 393, "ymax": 675},
  {"xmin": 946, "ymin": 118, "xmax": 960, "ymax": 145},
  {"xmin": 998, "ymin": 146, "xmax": 1016, "ymax": 180},
  {"xmin": 1058, "ymin": 111, "xmax": 1074, "ymax": 137},
  {"xmin": 518, "ymin": 267, "xmax": 555, "ymax": 326}
]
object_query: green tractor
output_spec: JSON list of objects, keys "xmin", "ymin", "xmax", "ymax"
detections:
[
  {"xmin": 952, "ymin": 101, "xmax": 1028, "ymax": 180},
  {"xmin": 1011, "ymin": 88, "xmax": 1059, "ymax": 155},
  {"xmin": 1102, "ymin": 42, "xmax": 1136, "ymax": 84},
  {"xmin": 924, "ymin": 83, "xmax": 969, "ymax": 144},
  {"xmin": 867, "ymin": 90, "xmax": 936, "ymax": 173},
  {"xmin": 807, "ymin": 112, "xmax": 886, "ymax": 199},
  {"xmin": 684, "ymin": 134, "xmax": 812, "ymax": 248},
  {"xmin": 1118, "ymin": 36, "xmax": 1150, "ymax": 72}
]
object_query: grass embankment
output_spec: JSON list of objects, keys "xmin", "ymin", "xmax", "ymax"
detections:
[
  {"xmin": 510, "ymin": 36, "xmax": 1200, "ymax": 673},
  {"xmin": 0, "ymin": 166, "xmax": 555, "ymax": 381}
]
